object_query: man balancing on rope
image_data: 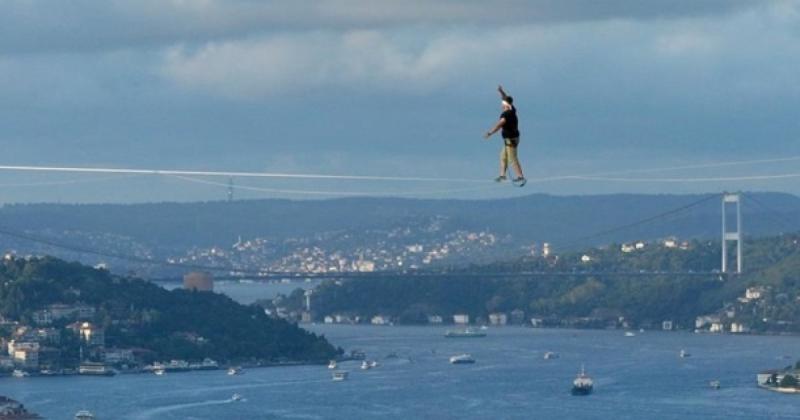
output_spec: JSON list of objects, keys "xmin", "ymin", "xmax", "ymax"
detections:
[{"xmin": 484, "ymin": 85, "xmax": 526, "ymax": 187}]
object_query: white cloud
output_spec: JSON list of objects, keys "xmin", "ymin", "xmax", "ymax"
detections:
[{"xmin": 161, "ymin": 29, "xmax": 512, "ymax": 97}]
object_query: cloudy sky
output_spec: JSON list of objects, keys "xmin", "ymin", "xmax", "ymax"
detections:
[{"xmin": 1, "ymin": 0, "xmax": 799, "ymax": 203}]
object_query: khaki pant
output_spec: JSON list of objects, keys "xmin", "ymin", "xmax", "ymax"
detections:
[{"xmin": 500, "ymin": 137, "xmax": 520, "ymax": 168}]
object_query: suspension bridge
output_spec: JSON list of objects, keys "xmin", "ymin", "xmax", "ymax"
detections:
[{"xmin": 0, "ymin": 156, "xmax": 798, "ymax": 280}]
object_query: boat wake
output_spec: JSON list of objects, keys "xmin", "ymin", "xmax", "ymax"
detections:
[{"xmin": 128, "ymin": 398, "xmax": 235, "ymax": 420}]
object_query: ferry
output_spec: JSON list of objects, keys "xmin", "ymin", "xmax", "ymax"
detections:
[
  {"xmin": 449, "ymin": 354, "xmax": 476, "ymax": 364},
  {"xmin": 332, "ymin": 370, "xmax": 349, "ymax": 381},
  {"xmin": 444, "ymin": 328, "xmax": 487, "ymax": 338},
  {"xmin": 571, "ymin": 365, "xmax": 594, "ymax": 396}
]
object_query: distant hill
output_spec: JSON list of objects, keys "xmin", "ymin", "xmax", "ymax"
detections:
[{"xmin": 0, "ymin": 193, "xmax": 798, "ymax": 276}]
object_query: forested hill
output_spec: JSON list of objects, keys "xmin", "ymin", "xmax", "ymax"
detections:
[
  {"xmin": 281, "ymin": 233, "xmax": 800, "ymax": 332},
  {"xmin": 0, "ymin": 257, "xmax": 339, "ymax": 363},
  {"xmin": 2, "ymin": 192, "xmax": 799, "ymax": 250}
]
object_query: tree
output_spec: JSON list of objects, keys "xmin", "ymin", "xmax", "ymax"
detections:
[{"xmin": 779, "ymin": 373, "xmax": 798, "ymax": 388}]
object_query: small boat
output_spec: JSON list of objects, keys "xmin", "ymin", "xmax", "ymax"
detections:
[
  {"xmin": 624, "ymin": 331, "xmax": 636, "ymax": 337},
  {"xmin": 231, "ymin": 393, "xmax": 244, "ymax": 402},
  {"xmin": 709, "ymin": 380, "xmax": 721, "ymax": 389},
  {"xmin": 680, "ymin": 349, "xmax": 691, "ymax": 358},
  {"xmin": 75, "ymin": 410, "xmax": 95, "ymax": 420},
  {"xmin": 571, "ymin": 365, "xmax": 594, "ymax": 396},
  {"xmin": 361, "ymin": 360, "xmax": 372, "ymax": 370},
  {"xmin": 12, "ymin": 369, "xmax": 29, "ymax": 378},
  {"xmin": 227, "ymin": 367, "xmax": 243, "ymax": 375},
  {"xmin": 449, "ymin": 354, "xmax": 476, "ymax": 364},
  {"xmin": 327, "ymin": 360, "xmax": 337, "ymax": 369},
  {"xmin": 332, "ymin": 370, "xmax": 349, "ymax": 381},
  {"xmin": 444, "ymin": 328, "xmax": 487, "ymax": 338},
  {"xmin": 543, "ymin": 351, "xmax": 560, "ymax": 360},
  {"xmin": 154, "ymin": 368, "xmax": 166, "ymax": 376},
  {"xmin": 369, "ymin": 360, "xmax": 379, "ymax": 368}
]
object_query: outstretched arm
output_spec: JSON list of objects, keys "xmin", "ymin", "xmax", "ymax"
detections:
[
  {"xmin": 484, "ymin": 118, "xmax": 506, "ymax": 139},
  {"xmin": 497, "ymin": 85, "xmax": 509, "ymax": 100}
]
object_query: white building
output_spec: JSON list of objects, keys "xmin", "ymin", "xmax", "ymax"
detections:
[
  {"xmin": 731, "ymin": 323, "xmax": 750, "ymax": 334},
  {"xmin": 489, "ymin": 313, "xmax": 508, "ymax": 326},
  {"xmin": 453, "ymin": 314, "xmax": 469, "ymax": 325},
  {"xmin": 371, "ymin": 315, "xmax": 391, "ymax": 325},
  {"xmin": 745, "ymin": 287, "xmax": 764, "ymax": 300},
  {"xmin": 581, "ymin": 255, "xmax": 593, "ymax": 263},
  {"xmin": 621, "ymin": 244, "xmax": 635, "ymax": 253},
  {"xmin": 662, "ymin": 320, "xmax": 674, "ymax": 331}
]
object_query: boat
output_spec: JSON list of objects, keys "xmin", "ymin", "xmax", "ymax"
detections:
[
  {"xmin": 444, "ymin": 327, "xmax": 487, "ymax": 338},
  {"xmin": 449, "ymin": 354, "xmax": 476, "ymax": 364},
  {"xmin": 624, "ymin": 331, "xmax": 636, "ymax": 337},
  {"xmin": 12, "ymin": 369, "xmax": 29, "ymax": 378},
  {"xmin": 154, "ymin": 368, "xmax": 166, "ymax": 376},
  {"xmin": 332, "ymin": 370, "xmax": 349, "ymax": 381},
  {"xmin": 227, "ymin": 367, "xmax": 244, "ymax": 375},
  {"xmin": 385, "ymin": 352, "xmax": 399, "ymax": 359},
  {"xmin": 680, "ymin": 349, "xmax": 691, "ymax": 358},
  {"xmin": 361, "ymin": 360, "xmax": 372, "ymax": 370},
  {"xmin": 74, "ymin": 410, "xmax": 95, "ymax": 420},
  {"xmin": 709, "ymin": 380, "xmax": 721, "ymax": 389},
  {"xmin": 327, "ymin": 360, "xmax": 337, "ymax": 369},
  {"xmin": 231, "ymin": 393, "xmax": 244, "ymax": 402},
  {"xmin": 369, "ymin": 360, "xmax": 379, "ymax": 368},
  {"xmin": 543, "ymin": 351, "xmax": 560, "ymax": 360},
  {"xmin": 571, "ymin": 365, "xmax": 594, "ymax": 396}
]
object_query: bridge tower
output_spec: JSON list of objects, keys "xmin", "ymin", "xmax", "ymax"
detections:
[
  {"xmin": 721, "ymin": 193, "xmax": 742, "ymax": 274},
  {"xmin": 304, "ymin": 289, "xmax": 313, "ymax": 312}
]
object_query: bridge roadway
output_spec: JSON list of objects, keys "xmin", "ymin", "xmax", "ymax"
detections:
[{"xmin": 153, "ymin": 269, "xmax": 724, "ymax": 282}]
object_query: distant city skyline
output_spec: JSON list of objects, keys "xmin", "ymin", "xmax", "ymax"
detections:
[{"xmin": 1, "ymin": 0, "xmax": 799, "ymax": 203}]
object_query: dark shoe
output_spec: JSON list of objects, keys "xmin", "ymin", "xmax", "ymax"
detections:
[
  {"xmin": 494, "ymin": 176, "xmax": 507, "ymax": 182},
  {"xmin": 513, "ymin": 177, "xmax": 527, "ymax": 187}
]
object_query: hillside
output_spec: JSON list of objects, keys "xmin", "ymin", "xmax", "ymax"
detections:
[
  {"xmin": 276, "ymin": 233, "xmax": 800, "ymax": 333},
  {"xmin": 0, "ymin": 256, "xmax": 339, "ymax": 368},
  {"xmin": 1, "ymin": 193, "xmax": 799, "ymax": 278}
]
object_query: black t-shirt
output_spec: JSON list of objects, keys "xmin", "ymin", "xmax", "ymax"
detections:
[{"xmin": 501, "ymin": 107, "xmax": 520, "ymax": 139}]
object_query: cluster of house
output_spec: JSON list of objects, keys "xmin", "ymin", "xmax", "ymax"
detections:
[
  {"xmin": 0, "ymin": 303, "xmax": 136, "ymax": 374},
  {"xmin": 694, "ymin": 287, "xmax": 767, "ymax": 334},
  {"xmin": 579, "ymin": 238, "xmax": 691, "ymax": 263},
  {"xmin": 321, "ymin": 310, "xmax": 530, "ymax": 326}
]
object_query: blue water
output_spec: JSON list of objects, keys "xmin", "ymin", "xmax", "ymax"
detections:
[{"xmin": 3, "ymin": 325, "xmax": 800, "ymax": 419}]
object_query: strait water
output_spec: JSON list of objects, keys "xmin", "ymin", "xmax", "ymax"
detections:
[
  {"xmin": 4, "ymin": 282, "xmax": 800, "ymax": 419},
  {"xmin": 3, "ymin": 325, "xmax": 800, "ymax": 419}
]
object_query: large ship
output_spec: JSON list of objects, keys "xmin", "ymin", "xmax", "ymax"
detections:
[
  {"xmin": 444, "ymin": 327, "xmax": 487, "ymax": 338},
  {"xmin": 571, "ymin": 365, "xmax": 594, "ymax": 396}
]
